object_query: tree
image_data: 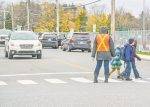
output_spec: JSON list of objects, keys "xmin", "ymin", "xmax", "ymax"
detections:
[
  {"xmin": 5, "ymin": 12, "xmax": 12, "ymax": 30},
  {"xmin": 115, "ymin": 8, "xmax": 140, "ymax": 30},
  {"xmin": 139, "ymin": 9, "xmax": 150, "ymax": 30},
  {"xmin": 75, "ymin": 7, "xmax": 87, "ymax": 32},
  {"xmin": 34, "ymin": 2, "xmax": 56, "ymax": 32},
  {"xmin": 87, "ymin": 13, "xmax": 110, "ymax": 32}
]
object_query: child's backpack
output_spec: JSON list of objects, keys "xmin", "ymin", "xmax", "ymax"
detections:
[
  {"xmin": 120, "ymin": 45, "xmax": 127, "ymax": 61},
  {"xmin": 115, "ymin": 47, "xmax": 122, "ymax": 57}
]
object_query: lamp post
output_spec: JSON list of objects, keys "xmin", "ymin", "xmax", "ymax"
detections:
[{"xmin": 111, "ymin": 0, "xmax": 115, "ymax": 43}]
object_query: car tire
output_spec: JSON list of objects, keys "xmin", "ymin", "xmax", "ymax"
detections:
[
  {"xmin": 55, "ymin": 46, "xmax": 58, "ymax": 49},
  {"xmin": 62, "ymin": 46, "xmax": 66, "ymax": 51},
  {"xmin": 5, "ymin": 51, "xmax": 8, "ymax": 58},
  {"xmin": 8, "ymin": 52, "xmax": 13, "ymax": 59},
  {"xmin": 88, "ymin": 49, "xmax": 91, "ymax": 52},
  {"xmin": 37, "ymin": 54, "xmax": 42, "ymax": 59},
  {"xmin": 82, "ymin": 50, "xmax": 85, "ymax": 52},
  {"xmin": 32, "ymin": 55, "xmax": 36, "ymax": 57},
  {"xmin": 67, "ymin": 45, "xmax": 71, "ymax": 52}
]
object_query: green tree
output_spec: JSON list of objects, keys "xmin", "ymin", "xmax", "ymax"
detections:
[
  {"xmin": 75, "ymin": 7, "xmax": 87, "ymax": 32},
  {"xmin": 5, "ymin": 12, "xmax": 12, "ymax": 30}
]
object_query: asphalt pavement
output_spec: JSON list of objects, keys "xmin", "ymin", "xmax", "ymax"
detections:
[{"xmin": 0, "ymin": 47, "xmax": 150, "ymax": 107}]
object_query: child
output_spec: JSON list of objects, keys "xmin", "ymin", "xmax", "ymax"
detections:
[
  {"xmin": 119, "ymin": 38, "xmax": 136, "ymax": 81},
  {"xmin": 109, "ymin": 47, "xmax": 122, "ymax": 79}
]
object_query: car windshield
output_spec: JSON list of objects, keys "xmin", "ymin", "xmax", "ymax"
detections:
[
  {"xmin": 11, "ymin": 32, "xmax": 38, "ymax": 40},
  {"xmin": 43, "ymin": 34, "xmax": 57, "ymax": 39},
  {"xmin": 44, "ymin": 34, "xmax": 56, "ymax": 37},
  {"xmin": 73, "ymin": 33, "xmax": 90, "ymax": 40}
]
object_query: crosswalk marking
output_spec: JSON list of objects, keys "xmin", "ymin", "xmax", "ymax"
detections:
[
  {"xmin": 99, "ymin": 77, "xmax": 122, "ymax": 83},
  {"xmin": 132, "ymin": 79, "xmax": 148, "ymax": 83},
  {"xmin": 17, "ymin": 80, "xmax": 38, "ymax": 85},
  {"xmin": 0, "ymin": 77, "xmax": 150, "ymax": 86},
  {"xmin": 70, "ymin": 77, "xmax": 92, "ymax": 83},
  {"xmin": 0, "ymin": 81, "xmax": 7, "ymax": 85},
  {"xmin": 44, "ymin": 79, "xmax": 67, "ymax": 84}
]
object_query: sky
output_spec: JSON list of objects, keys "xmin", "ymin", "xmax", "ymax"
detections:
[{"xmin": 1, "ymin": 0, "xmax": 150, "ymax": 17}]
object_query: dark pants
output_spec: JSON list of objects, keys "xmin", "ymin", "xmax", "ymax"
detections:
[
  {"xmin": 94, "ymin": 60, "xmax": 109, "ymax": 80},
  {"xmin": 121, "ymin": 61, "xmax": 131, "ymax": 79},
  {"xmin": 121, "ymin": 61, "xmax": 140, "ymax": 79},
  {"xmin": 131, "ymin": 61, "xmax": 140, "ymax": 78}
]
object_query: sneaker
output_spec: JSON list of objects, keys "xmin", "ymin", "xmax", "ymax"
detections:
[
  {"xmin": 135, "ymin": 76, "xmax": 142, "ymax": 79},
  {"xmin": 117, "ymin": 76, "xmax": 121, "ymax": 79},
  {"xmin": 126, "ymin": 78, "xmax": 132, "ymax": 81},
  {"xmin": 104, "ymin": 79, "xmax": 108, "ymax": 83},
  {"xmin": 117, "ymin": 75, "xmax": 124, "ymax": 80},
  {"xmin": 93, "ymin": 79, "xmax": 98, "ymax": 83}
]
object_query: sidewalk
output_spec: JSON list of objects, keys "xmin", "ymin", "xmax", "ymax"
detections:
[{"xmin": 138, "ymin": 54, "xmax": 150, "ymax": 61}]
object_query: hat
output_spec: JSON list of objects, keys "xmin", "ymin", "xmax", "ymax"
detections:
[
  {"xmin": 99, "ymin": 26, "xmax": 109, "ymax": 34},
  {"xmin": 128, "ymin": 38, "xmax": 134, "ymax": 44}
]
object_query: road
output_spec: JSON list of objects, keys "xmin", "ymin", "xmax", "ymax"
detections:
[{"xmin": 0, "ymin": 47, "xmax": 150, "ymax": 107}]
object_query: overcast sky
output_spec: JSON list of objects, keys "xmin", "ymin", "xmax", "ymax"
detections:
[{"xmin": 2, "ymin": 0, "xmax": 150, "ymax": 17}]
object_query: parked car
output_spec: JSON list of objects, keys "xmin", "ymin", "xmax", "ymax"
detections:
[
  {"xmin": 40, "ymin": 33, "xmax": 58, "ymax": 49},
  {"xmin": 0, "ymin": 29, "xmax": 12, "ymax": 45},
  {"xmin": 5, "ymin": 31, "xmax": 42, "ymax": 59},
  {"xmin": 57, "ymin": 33, "xmax": 67, "ymax": 46},
  {"xmin": 61, "ymin": 32, "xmax": 91, "ymax": 52}
]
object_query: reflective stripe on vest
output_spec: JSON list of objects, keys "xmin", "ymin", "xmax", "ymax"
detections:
[{"xmin": 96, "ymin": 34, "xmax": 110, "ymax": 52}]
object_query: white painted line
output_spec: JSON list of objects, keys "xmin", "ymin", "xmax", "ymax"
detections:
[
  {"xmin": 132, "ymin": 79, "xmax": 149, "ymax": 83},
  {"xmin": 45, "ymin": 79, "xmax": 67, "ymax": 84},
  {"xmin": 70, "ymin": 77, "xmax": 92, "ymax": 83},
  {"xmin": 17, "ymin": 80, "xmax": 38, "ymax": 85},
  {"xmin": 99, "ymin": 77, "xmax": 122, "ymax": 83},
  {"xmin": 0, "ymin": 81, "xmax": 7, "ymax": 86},
  {"xmin": 0, "ymin": 72, "xmax": 92, "ymax": 77}
]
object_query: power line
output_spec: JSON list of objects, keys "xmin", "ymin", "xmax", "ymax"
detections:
[
  {"xmin": 80, "ymin": 0, "xmax": 102, "ymax": 7},
  {"xmin": 63, "ymin": 0, "xmax": 102, "ymax": 9}
]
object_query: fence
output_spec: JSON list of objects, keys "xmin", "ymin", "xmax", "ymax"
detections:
[{"xmin": 115, "ymin": 30, "xmax": 150, "ymax": 51}]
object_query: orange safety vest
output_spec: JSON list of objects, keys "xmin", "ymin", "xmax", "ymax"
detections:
[{"xmin": 96, "ymin": 34, "xmax": 110, "ymax": 52}]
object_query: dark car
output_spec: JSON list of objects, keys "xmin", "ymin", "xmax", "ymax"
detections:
[
  {"xmin": 57, "ymin": 33, "xmax": 67, "ymax": 46},
  {"xmin": 61, "ymin": 32, "xmax": 91, "ymax": 52},
  {"xmin": 0, "ymin": 29, "xmax": 12, "ymax": 45},
  {"xmin": 41, "ymin": 33, "xmax": 58, "ymax": 49}
]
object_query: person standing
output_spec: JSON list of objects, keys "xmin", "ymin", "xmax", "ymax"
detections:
[
  {"xmin": 91, "ymin": 27, "xmax": 115, "ymax": 83},
  {"xmin": 131, "ymin": 40, "xmax": 142, "ymax": 79}
]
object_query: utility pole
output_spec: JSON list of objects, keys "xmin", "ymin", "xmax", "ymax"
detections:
[
  {"xmin": 11, "ymin": 2, "xmax": 14, "ymax": 30},
  {"xmin": 111, "ymin": 0, "xmax": 115, "ymax": 42},
  {"xmin": 56, "ymin": 0, "xmax": 60, "ymax": 36},
  {"xmin": 142, "ymin": 0, "xmax": 146, "ymax": 49},
  {"xmin": 3, "ymin": 9, "xmax": 6, "ymax": 29},
  {"xmin": 27, "ymin": 0, "xmax": 30, "ymax": 30}
]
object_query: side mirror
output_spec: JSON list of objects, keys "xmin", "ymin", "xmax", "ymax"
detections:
[{"xmin": 38, "ymin": 37, "xmax": 42, "ymax": 41}]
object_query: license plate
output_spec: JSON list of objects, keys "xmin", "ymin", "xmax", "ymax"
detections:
[{"xmin": 79, "ymin": 41, "xmax": 86, "ymax": 44}]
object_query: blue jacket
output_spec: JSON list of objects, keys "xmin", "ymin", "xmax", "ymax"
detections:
[{"xmin": 124, "ymin": 44, "xmax": 134, "ymax": 62}]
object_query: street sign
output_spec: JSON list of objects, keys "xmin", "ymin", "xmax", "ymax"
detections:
[{"xmin": 93, "ymin": 24, "xmax": 96, "ymax": 32}]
